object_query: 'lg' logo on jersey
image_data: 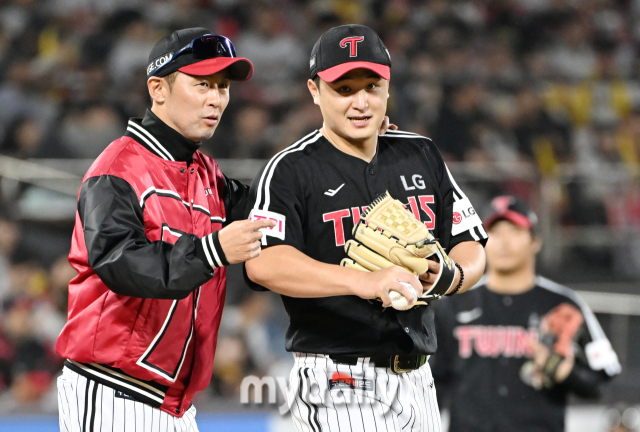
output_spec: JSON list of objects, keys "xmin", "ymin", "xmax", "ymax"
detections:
[
  {"xmin": 453, "ymin": 207, "xmax": 476, "ymax": 225},
  {"xmin": 340, "ymin": 36, "xmax": 364, "ymax": 57},
  {"xmin": 400, "ymin": 175, "xmax": 426, "ymax": 191}
]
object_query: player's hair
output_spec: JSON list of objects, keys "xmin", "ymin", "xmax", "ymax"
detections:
[
  {"xmin": 313, "ymin": 75, "xmax": 322, "ymax": 93},
  {"xmin": 164, "ymin": 71, "xmax": 179, "ymax": 91},
  {"xmin": 148, "ymin": 71, "xmax": 180, "ymax": 105}
]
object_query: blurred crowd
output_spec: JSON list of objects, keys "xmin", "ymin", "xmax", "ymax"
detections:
[{"xmin": 0, "ymin": 0, "xmax": 640, "ymax": 414}]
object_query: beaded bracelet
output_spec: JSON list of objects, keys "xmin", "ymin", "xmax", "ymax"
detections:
[{"xmin": 446, "ymin": 263, "xmax": 464, "ymax": 296}]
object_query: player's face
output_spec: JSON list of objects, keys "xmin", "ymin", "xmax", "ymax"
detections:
[
  {"xmin": 158, "ymin": 71, "xmax": 230, "ymax": 142},
  {"xmin": 485, "ymin": 220, "xmax": 540, "ymax": 274},
  {"xmin": 311, "ymin": 69, "xmax": 389, "ymax": 143}
]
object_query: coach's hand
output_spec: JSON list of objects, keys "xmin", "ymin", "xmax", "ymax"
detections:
[
  {"xmin": 378, "ymin": 116, "xmax": 397, "ymax": 135},
  {"xmin": 353, "ymin": 266, "xmax": 422, "ymax": 307},
  {"xmin": 218, "ymin": 219, "xmax": 276, "ymax": 264}
]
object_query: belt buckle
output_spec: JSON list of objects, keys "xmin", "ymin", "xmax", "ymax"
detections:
[
  {"xmin": 393, "ymin": 355, "xmax": 427, "ymax": 373},
  {"xmin": 393, "ymin": 355, "xmax": 412, "ymax": 373}
]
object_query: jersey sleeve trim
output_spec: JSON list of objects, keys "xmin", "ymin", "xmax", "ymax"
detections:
[
  {"xmin": 195, "ymin": 231, "xmax": 229, "ymax": 269},
  {"xmin": 444, "ymin": 164, "xmax": 465, "ymax": 203},
  {"xmin": 536, "ymin": 276, "xmax": 622, "ymax": 376},
  {"xmin": 252, "ymin": 130, "xmax": 322, "ymax": 211}
]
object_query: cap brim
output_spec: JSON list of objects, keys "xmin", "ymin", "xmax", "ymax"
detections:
[
  {"xmin": 317, "ymin": 62, "xmax": 390, "ymax": 82},
  {"xmin": 179, "ymin": 57, "xmax": 254, "ymax": 81},
  {"xmin": 485, "ymin": 210, "xmax": 532, "ymax": 230}
]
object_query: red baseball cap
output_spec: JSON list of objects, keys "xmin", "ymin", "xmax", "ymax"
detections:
[{"xmin": 484, "ymin": 195, "xmax": 538, "ymax": 231}]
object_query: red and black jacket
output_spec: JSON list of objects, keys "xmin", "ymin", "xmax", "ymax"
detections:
[{"xmin": 56, "ymin": 110, "xmax": 248, "ymax": 417}]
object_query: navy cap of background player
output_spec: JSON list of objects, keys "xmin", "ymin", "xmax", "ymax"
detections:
[
  {"xmin": 484, "ymin": 195, "xmax": 539, "ymax": 231},
  {"xmin": 146, "ymin": 27, "xmax": 253, "ymax": 81},
  {"xmin": 309, "ymin": 24, "xmax": 391, "ymax": 82}
]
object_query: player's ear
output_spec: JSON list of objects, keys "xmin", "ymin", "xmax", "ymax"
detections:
[
  {"xmin": 308, "ymin": 79, "xmax": 320, "ymax": 105},
  {"xmin": 148, "ymin": 76, "xmax": 168, "ymax": 105},
  {"xmin": 531, "ymin": 235, "xmax": 542, "ymax": 255}
]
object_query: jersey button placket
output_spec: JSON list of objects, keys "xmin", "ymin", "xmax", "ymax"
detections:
[
  {"xmin": 366, "ymin": 159, "xmax": 379, "ymax": 199},
  {"xmin": 189, "ymin": 167, "xmax": 197, "ymax": 232},
  {"xmin": 184, "ymin": 164, "xmax": 193, "ymax": 223}
]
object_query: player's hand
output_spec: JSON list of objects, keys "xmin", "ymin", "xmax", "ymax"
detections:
[
  {"xmin": 378, "ymin": 116, "xmax": 398, "ymax": 135},
  {"xmin": 218, "ymin": 219, "xmax": 276, "ymax": 264},
  {"xmin": 527, "ymin": 337, "xmax": 575, "ymax": 383},
  {"xmin": 353, "ymin": 266, "xmax": 422, "ymax": 307}
]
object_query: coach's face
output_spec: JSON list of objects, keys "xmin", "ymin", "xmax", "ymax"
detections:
[
  {"xmin": 149, "ymin": 71, "xmax": 230, "ymax": 142},
  {"xmin": 486, "ymin": 220, "xmax": 541, "ymax": 274},
  {"xmin": 310, "ymin": 69, "xmax": 388, "ymax": 143}
]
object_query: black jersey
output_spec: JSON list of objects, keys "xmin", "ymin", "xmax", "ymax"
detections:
[
  {"xmin": 244, "ymin": 129, "xmax": 487, "ymax": 356},
  {"xmin": 430, "ymin": 277, "xmax": 621, "ymax": 432}
]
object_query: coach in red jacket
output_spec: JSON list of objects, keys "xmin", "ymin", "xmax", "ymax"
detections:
[{"xmin": 55, "ymin": 28, "xmax": 275, "ymax": 431}]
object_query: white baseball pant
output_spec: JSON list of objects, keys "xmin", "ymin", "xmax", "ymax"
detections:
[
  {"xmin": 287, "ymin": 352, "xmax": 441, "ymax": 432},
  {"xmin": 57, "ymin": 366, "xmax": 199, "ymax": 432}
]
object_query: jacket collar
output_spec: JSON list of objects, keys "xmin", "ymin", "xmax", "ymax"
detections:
[{"xmin": 125, "ymin": 109, "xmax": 201, "ymax": 163}]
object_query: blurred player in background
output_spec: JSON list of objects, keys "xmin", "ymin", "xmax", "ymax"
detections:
[
  {"xmin": 430, "ymin": 195, "xmax": 621, "ymax": 432},
  {"xmin": 55, "ymin": 28, "xmax": 275, "ymax": 432}
]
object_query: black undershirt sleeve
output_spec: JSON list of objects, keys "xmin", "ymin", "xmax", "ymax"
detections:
[
  {"xmin": 559, "ymin": 360, "xmax": 608, "ymax": 399},
  {"xmin": 79, "ymin": 175, "xmax": 214, "ymax": 299},
  {"xmin": 221, "ymin": 174, "xmax": 250, "ymax": 225},
  {"xmin": 429, "ymin": 299, "xmax": 461, "ymax": 409}
]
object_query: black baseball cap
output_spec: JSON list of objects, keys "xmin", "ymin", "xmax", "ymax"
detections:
[
  {"xmin": 310, "ymin": 24, "xmax": 391, "ymax": 82},
  {"xmin": 146, "ymin": 27, "xmax": 253, "ymax": 81},
  {"xmin": 484, "ymin": 195, "xmax": 539, "ymax": 231}
]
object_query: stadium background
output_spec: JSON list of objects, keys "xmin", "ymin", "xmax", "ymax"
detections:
[{"xmin": 0, "ymin": 0, "xmax": 638, "ymax": 430}]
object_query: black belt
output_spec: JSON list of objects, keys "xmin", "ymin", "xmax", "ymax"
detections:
[{"xmin": 329, "ymin": 355, "xmax": 427, "ymax": 373}]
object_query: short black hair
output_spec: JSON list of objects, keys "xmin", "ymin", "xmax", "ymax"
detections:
[
  {"xmin": 313, "ymin": 75, "xmax": 322, "ymax": 93},
  {"xmin": 164, "ymin": 71, "xmax": 179, "ymax": 91}
]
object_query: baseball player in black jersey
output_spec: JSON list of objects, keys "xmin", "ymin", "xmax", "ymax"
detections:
[
  {"xmin": 430, "ymin": 196, "xmax": 621, "ymax": 432},
  {"xmin": 244, "ymin": 25, "xmax": 487, "ymax": 432}
]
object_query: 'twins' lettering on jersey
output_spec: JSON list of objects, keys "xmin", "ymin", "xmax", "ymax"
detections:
[
  {"xmin": 323, "ymin": 194, "xmax": 436, "ymax": 246},
  {"xmin": 455, "ymin": 325, "xmax": 538, "ymax": 358}
]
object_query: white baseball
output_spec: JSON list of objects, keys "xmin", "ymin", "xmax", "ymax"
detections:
[{"xmin": 389, "ymin": 282, "xmax": 417, "ymax": 311}]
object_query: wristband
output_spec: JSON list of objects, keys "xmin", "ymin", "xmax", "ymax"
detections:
[
  {"xmin": 542, "ymin": 352, "xmax": 565, "ymax": 383},
  {"xmin": 445, "ymin": 263, "xmax": 464, "ymax": 296}
]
